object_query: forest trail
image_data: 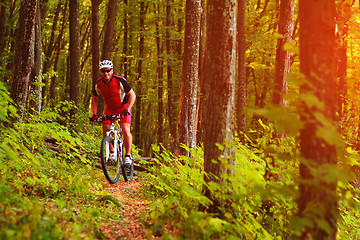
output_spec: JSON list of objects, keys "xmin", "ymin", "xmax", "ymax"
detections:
[{"xmin": 99, "ymin": 180, "xmax": 154, "ymax": 239}]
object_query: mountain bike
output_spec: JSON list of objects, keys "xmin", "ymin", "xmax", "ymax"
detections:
[{"xmin": 96, "ymin": 114, "xmax": 134, "ymax": 184}]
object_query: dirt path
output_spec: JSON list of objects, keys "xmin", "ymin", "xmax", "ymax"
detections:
[{"xmin": 100, "ymin": 180, "xmax": 154, "ymax": 239}]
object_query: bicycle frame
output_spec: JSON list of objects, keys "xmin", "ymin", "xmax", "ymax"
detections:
[{"xmin": 104, "ymin": 117, "xmax": 123, "ymax": 164}]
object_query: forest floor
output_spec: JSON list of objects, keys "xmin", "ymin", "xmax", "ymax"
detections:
[{"xmin": 99, "ymin": 179, "xmax": 152, "ymax": 239}]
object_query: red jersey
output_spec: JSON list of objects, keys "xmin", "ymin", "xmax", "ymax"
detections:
[{"xmin": 93, "ymin": 75, "xmax": 132, "ymax": 115}]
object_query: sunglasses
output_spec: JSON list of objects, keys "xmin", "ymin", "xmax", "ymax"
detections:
[{"xmin": 101, "ymin": 69, "xmax": 112, "ymax": 73}]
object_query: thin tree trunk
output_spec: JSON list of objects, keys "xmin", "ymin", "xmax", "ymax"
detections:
[
  {"xmin": 97, "ymin": 0, "xmax": 117, "ymax": 115},
  {"xmin": 42, "ymin": 2, "xmax": 62, "ymax": 104},
  {"xmin": 122, "ymin": 0, "xmax": 129, "ymax": 79},
  {"xmin": 29, "ymin": 1, "xmax": 43, "ymax": 115},
  {"xmin": 134, "ymin": 1, "xmax": 146, "ymax": 149},
  {"xmin": 272, "ymin": 0, "xmax": 294, "ymax": 107},
  {"xmin": 0, "ymin": 0, "xmax": 8, "ymax": 62},
  {"xmin": 155, "ymin": 4, "xmax": 164, "ymax": 145},
  {"xmin": 91, "ymin": 0, "xmax": 101, "ymax": 108},
  {"xmin": 166, "ymin": 0, "xmax": 177, "ymax": 154},
  {"xmin": 236, "ymin": 0, "xmax": 247, "ymax": 142},
  {"xmin": 196, "ymin": 0, "xmax": 205, "ymax": 145},
  {"xmin": 177, "ymin": 0, "xmax": 201, "ymax": 157},
  {"xmin": 49, "ymin": 3, "xmax": 67, "ymax": 107},
  {"xmin": 69, "ymin": 0, "xmax": 81, "ymax": 108}
]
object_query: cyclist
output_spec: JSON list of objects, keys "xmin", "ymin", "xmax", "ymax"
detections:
[{"xmin": 90, "ymin": 60, "xmax": 136, "ymax": 166}]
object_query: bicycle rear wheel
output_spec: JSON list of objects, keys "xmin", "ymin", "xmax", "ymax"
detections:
[{"xmin": 100, "ymin": 136, "xmax": 121, "ymax": 184}]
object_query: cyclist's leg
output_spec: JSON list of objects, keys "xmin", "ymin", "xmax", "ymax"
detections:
[
  {"xmin": 120, "ymin": 109, "xmax": 132, "ymax": 156},
  {"xmin": 121, "ymin": 122, "xmax": 132, "ymax": 156},
  {"xmin": 102, "ymin": 120, "xmax": 114, "ymax": 152}
]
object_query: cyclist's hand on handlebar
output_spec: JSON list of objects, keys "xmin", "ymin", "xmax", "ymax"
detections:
[
  {"xmin": 89, "ymin": 114, "xmax": 98, "ymax": 122},
  {"xmin": 121, "ymin": 109, "xmax": 130, "ymax": 117}
]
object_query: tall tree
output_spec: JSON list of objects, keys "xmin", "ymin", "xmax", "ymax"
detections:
[
  {"xmin": 155, "ymin": 4, "xmax": 164, "ymax": 145},
  {"xmin": 10, "ymin": 0, "xmax": 38, "ymax": 121},
  {"xmin": 41, "ymin": 2, "xmax": 62, "ymax": 105},
  {"xmin": 272, "ymin": 0, "xmax": 295, "ymax": 108},
  {"xmin": 166, "ymin": 0, "xmax": 177, "ymax": 153},
  {"xmin": 69, "ymin": 0, "xmax": 81, "ymax": 107},
  {"xmin": 29, "ymin": 0, "xmax": 43, "ymax": 115},
  {"xmin": 97, "ymin": 0, "xmax": 117, "ymax": 115},
  {"xmin": 176, "ymin": 0, "xmax": 201, "ymax": 157},
  {"xmin": 134, "ymin": 1, "xmax": 146, "ymax": 149},
  {"xmin": 201, "ymin": 0, "xmax": 237, "ymax": 216},
  {"xmin": 236, "ymin": 0, "xmax": 247, "ymax": 142},
  {"xmin": 298, "ymin": 0, "xmax": 339, "ymax": 239},
  {"xmin": 91, "ymin": 0, "xmax": 102, "ymax": 107},
  {"xmin": 122, "ymin": 0, "xmax": 129, "ymax": 79},
  {"xmin": 196, "ymin": 0, "xmax": 205, "ymax": 145}
]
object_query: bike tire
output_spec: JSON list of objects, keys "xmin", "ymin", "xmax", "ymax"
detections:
[{"xmin": 100, "ymin": 136, "xmax": 121, "ymax": 184}]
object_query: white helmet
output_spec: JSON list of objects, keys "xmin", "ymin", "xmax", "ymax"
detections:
[{"xmin": 99, "ymin": 60, "xmax": 113, "ymax": 69}]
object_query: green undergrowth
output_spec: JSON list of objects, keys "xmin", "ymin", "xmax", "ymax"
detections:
[
  {"xmin": 0, "ymin": 84, "xmax": 127, "ymax": 239},
  {"xmin": 142, "ymin": 123, "xmax": 360, "ymax": 239}
]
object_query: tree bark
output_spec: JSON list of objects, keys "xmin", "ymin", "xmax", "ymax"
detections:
[
  {"xmin": 236, "ymin": 0, "xmax": 247, "ymax": 142},
  {"xmin": 176, "ymin": 0, "xmax": 201, "ymax": 157},
  {"xmin": 272, "ymin": 0, "xmax": 295, "ymax": 107},
  {"xmin": 49, "ymin": 3, "xmax": 67, "ymax": 107},
  {"xmin": 97, "ymin": 0, "xmax": 117, "ymax": 115},
  {"xmin": 41, "ymin": 2, "xmax": 62, "ymax": 105},
  {"xmin": 201, "ymin": 0, "xmax": 236, "ymax": 217},
  {"xmin": 155, "ymin": 5, "xmax": 164, "ymax": 145},
  {"xmin": 69, "ymin": 0, "xmax": 81, "ymax": 108},
  {"xmin": 134, "ymin": 1, "xmax": 146, "ymax": 150},
  {"xmin": 122, "ymin": 0, "xmax": 129, "ymax": 79},
  {"xmin": 10, "ymin": 0, "xmax": 38, "ymax": 121},
  {"xmin": 0, "ymin": 0, "xmax": 8, "ymax": 62},
  {"xmin": 29, "ymin": 1, "xmax": 43, "ymax": 115},
  {"xmin": 196, "ymin": 0, "xmax": 205, "ymax": 145},
  {"xmin": 298, "ymin": 0, "xmax": 339, "ymax": 239},
  {"xmin": 91, "ymin": 0, "xmax": 102, "ymax": 110},
  {"xmin": 166, "ymin": 0, "xmax": 177, "ymax": 154}
]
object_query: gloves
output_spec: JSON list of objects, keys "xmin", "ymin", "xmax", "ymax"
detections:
[
  {"xmin": 89, "ymin": 114, "xmax": 98, "ymax": 122},
  {"xmin": 121, "ymin": 109, "xmax": 130, "ymax": 117}
]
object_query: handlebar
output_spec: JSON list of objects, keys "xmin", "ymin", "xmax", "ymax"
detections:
[{"xmin": 90, "ymin": 114, "xmax": 125, "ymax": 123}]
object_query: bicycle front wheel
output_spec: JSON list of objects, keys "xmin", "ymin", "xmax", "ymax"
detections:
[{"xmin": 100, "ymin": 136, "xmax": 121, "ymax": 184}]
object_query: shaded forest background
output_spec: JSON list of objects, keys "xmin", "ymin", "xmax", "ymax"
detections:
[{"xmin": 1, "ymin": 0, "xmax": 360, "ymax": 239}]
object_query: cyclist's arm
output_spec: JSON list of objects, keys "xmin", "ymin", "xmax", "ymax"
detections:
[
  {"xmin": 125, "ymin": 89, "xmax": 136, "ymax": 112},
  {"xmin": 91, "ymin": 95, "xmax": 98, "ymax": 115},
  {"xmin": 91, "ymin": 85, "xmax": 101, "ymax": 115}
]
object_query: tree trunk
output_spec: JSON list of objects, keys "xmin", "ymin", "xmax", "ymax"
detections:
[
  {"xmin": 166, "ymin": 0, "xmax": 177, "ymax": 154},
  {"xmin": 10, "ymin": 0, "xmax": 37, "ymax": 121},
  {"xmin": 122, "ymin": 0, "xmax": 129, "ymax": 79},
  {"xmin": 29, "ymin": 1, "xmax": 43, "ymax": 115},
  {"xmin": 272, "ymin": 0, "xmax": 294, "ymax": 107},
  {"xmin": 196, "ymin": 0, "xmax": 205, "ymax": 145},
  {"xmin": 91, "ymin": 0, "xmax": 101, "ymax": 110},
  {"xmin": 176, "ymin": 0, "xmax": 201, "ymax": 157},
  {"xmin": 0, "ymin": 0, "xmax": 8, "ymax": 62},
  {"xmin": 97, "ymin": 0, "xmax": 117, "ymax": 115},
  {"xmin": 49, "ymin": 3, "xmax": 67, "ymax": 107},
  {"xmin": 201, "ymin": 0, "xmax": 236, "ymax": 217},
  {"xmin": 134, "ymin": 1, "xmax": 146, "ymax": 150},
  {"xmin": 42, "ymin": 2, "xmax": 62, "ymax": 104},
  {"xmin": 155, "ymin": 5, "xmax": 164, "ymax": 145},
  {"xmin": 69, "ymin": 0, "xmax": 81, "ymax": 108},
  {"xmin": 236, "ymin": 0, "xmax": 247, "ymax": 142},
  {"xmin": 298, "ymin": 0, "xmax": 339, "ymax": 239}
]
